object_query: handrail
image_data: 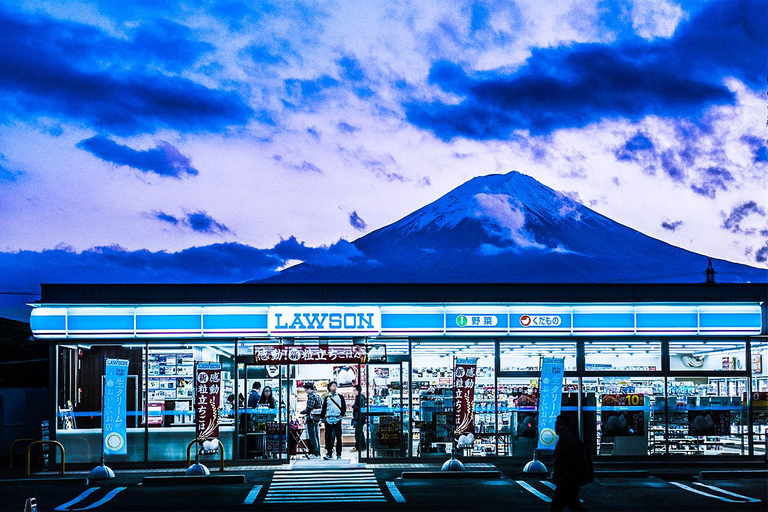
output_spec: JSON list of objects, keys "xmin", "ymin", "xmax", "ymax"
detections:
[
  {"xmin": 26, "ymin": 440, "xmax": 65, "ymax": 476},
  {"xmin": 8, "ymin": 438, "xmax": 36, "ymax": 468},
  {"xmin": 186, "ymin": 438, "xmax": 225, "ymax": 472}
]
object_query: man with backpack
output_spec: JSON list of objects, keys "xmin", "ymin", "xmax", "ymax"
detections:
[
  {"xmin": 300, "ymin": 382, "xmax": 322, "ymax": 458},
  {"xmin": 550, "ymin": 413, "xmax": 592, "ymax": 511},
  {"xmin": 321, "ymin": 381, "xmax": 347, "ymax": 460}
]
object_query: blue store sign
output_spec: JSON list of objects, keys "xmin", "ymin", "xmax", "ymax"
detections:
[
  {"xmin": 537, "ymin": 357, "xmax": 565, "ymax": 451},
  {"xmin": 103, "ymin": 358, "xmax": 129, "ymax": 455}
]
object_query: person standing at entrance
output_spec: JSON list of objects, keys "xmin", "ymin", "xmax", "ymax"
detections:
[
  {"xmin": 351, "ymin": 384, "xmax": 366, "ymax": 453},
  {"xmin": 301, "ymin": 382, "xmax": 322, "ymax": 458},
  {"xmin": 321, "ymin": 381, "xmax": 346, "ymax": 460},
  {"xmin": 550, "ymin": 414, "xmax": 591, "ymax": 512},
  {"xmin": 246, "ymin": 382, "xmax": 262, "ymax": 432}
]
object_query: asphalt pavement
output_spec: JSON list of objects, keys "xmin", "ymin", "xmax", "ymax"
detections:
[{"xmin": 1, "ymin": 466, "xmax": 766, "ymax": 511}]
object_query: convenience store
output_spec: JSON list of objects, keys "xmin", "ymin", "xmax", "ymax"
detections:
[{"xmin": 30, "ymin": 283, "xmax": 768, "ymax": 465}]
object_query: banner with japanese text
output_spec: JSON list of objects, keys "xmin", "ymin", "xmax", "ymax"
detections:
[
  {"xmin": 254, "ymin": 345, "xmax": 367, "ymax": 364},
  {"xmin": 537, "ymin": 357, "xmax": 565, "ymax": 450},
  {"xmin": 454, "ymin": 357, "xmax": 478, "ymax": 439},
  {"xmin": 196, "ymin": 362, "xmax": 222, "ymax": 443},
  {"xmin": 103, "ymin": 358, "xmax": 129, "ymax": 455}
]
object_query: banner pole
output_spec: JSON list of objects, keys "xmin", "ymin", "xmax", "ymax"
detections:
[
  {"xmin": 101, "ymin": 355, "xmax": 106, "ymax": 468},
  {"xmin": 186, "ymin": 360, "xmax": 209, "ymax": 476}
]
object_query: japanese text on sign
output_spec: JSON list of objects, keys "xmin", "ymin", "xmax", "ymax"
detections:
[
  {"xmin": 196, "ymin": 362, "xmax": 222, "ymax": 442},
  {"xmin": 254, "ymin": 345, "xmax": 367, "ymax": 364},
  {"xmin": 103, "ymin": 358, "xmax": 129, "ymax": 455}
]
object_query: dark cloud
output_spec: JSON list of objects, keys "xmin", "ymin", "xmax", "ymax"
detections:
[
  {"xmin": 272, "ymin": 236, "xmax": 368, "ymax": 267},
  {"xmin": 77, "ymin": 136, "xmax": 199, "ymax": 178},
  {"xmin": 690, "ymin": 166, "xmax": 735, "ymax": 198},
  {"xmin": 283, "ymin": 75, "xmax": 339, "ymax": 108},
  {"xmin": 337, "ymin": 56, "xmax": 365, "ymax": 82},
  {"xmin": 0, "ymin": 154, "xmax": 23, "ymax": 182},
  {"xmin": 337, "ymin": 121, "xmax": 359, "ymax": 134},
  {"xmin": 348, "ymin": 211, "xmax": 367, "ymax": 231},
  {"xmin": 722, "ymin": 201, "xmax": 766, "ymax": 233},
  {"xmin": 741, "ymin": 135, "xmax": 768, "ymax": 163},
  {"xmin": 757, "ymin": 242, "xmax": 768, "ymax": 263},
  {"xmin": 661, "ymin": 220, "xmax": 683, "ymax": 232},
  {"xmin": 155, "ymin": 212, "xmax": 180, "ymax": 225},
  {"xmin": 187, "ymin": 212, "xmax": 231, "ymax": 235},
  {"xmin": 290, "ymin": 161, "xmax": 323, "ymax": 173},
  {"xmin": 0, "ymin": 9, "xmax": 252, "ymax": 135},
  {"xmin": 246, "ymin": 43, "xmax": 287, "ymax": 65},
  {"xmin": 405, "ymin": 0, "xmax": 766, "ymax": 139},
  {"xmin": 660, "ymin": 150, "xmax": 685, "ymax": 182},
  {"xmin": 615, "ymin": 133, "xmax": 654, "ymax": 161}
]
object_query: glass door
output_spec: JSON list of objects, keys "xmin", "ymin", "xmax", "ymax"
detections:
[
  {"xmin": 365, "ymin": 361, "xmax": 410, "ymax": 459},
  {"xmin": 237, "ymin": 361, "xmax": 288, "ymax": 461}
]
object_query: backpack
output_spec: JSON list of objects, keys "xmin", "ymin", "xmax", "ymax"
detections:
[{"xmin": 577, "ymin": 439, "xmax": 595, "ymax": 486}]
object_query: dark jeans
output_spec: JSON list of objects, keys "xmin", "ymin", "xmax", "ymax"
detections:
[
  {"xmin": 353, "ymin": 419, "xmax": 366, "ymax": 451},
  {"xmin": 550, "ymin": 482, "xmax": 586, "ymax": 512},
  {"xmin": 325, "ymin": 421, "xmax": 343, "ymax": 456},
  {"xmin": 306, "ymin": 420, "xmax": 320, "ymax": 456}
]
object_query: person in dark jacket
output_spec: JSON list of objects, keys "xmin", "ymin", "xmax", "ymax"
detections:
[
  {"xmin": 300, "ymin": 382, "xmax": 322, "ymax": 458},
  {"xmin": 320, "ymin": 381, "xmax": 346, "ymax": 460},
  {"xmin": 247, "ymin": 382, "xmax": 262, "ymax": 408},
  {"xmin": 259, "ymin": 386, "xmax": 276, "ymax": 408},
  {"xmin": 351, "ymin": 384, "xmax": 366, "ymax": 453},
  {"xmin": 551, "ymin": 414, "xmax": 588, "ymax": 512}
]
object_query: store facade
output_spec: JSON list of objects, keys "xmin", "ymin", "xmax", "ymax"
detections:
[{"xmin": 30, "ymin": 283, "xmax": 768, "ymax": 465}]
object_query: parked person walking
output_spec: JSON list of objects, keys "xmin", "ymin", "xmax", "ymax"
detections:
[
  {"xmin": 550, "ymin": 414, "xmax": 592, "ymax": 512},
  {"xmin": 351, "ymin": 384, "xmax": 366, "ymax": 453},
  {"xmin": 300, "ymin": 382, "xmax": 322, "ymax": 458},
  {"xmin": 321, "ymin": 381, "xmax": 346, "ymax": 460}
]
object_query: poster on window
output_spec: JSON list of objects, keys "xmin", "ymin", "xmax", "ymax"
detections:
[
  {"xmin": 453, "ymin": 357, "xmax": 478, "ymax": 441},
  {"xmin": 688, "ymin": 410, "xmax": 730, "ymax": 436},
  {"xmin": 537, "ymin": 357, "xmax": 565, "ymax": 450},
  {"xmin": 196, "ymin": 362, "xmax": 222, "ymax": 450},
  {"xmin": 600, "ymin": 394, "xmax": 645, "ymax": 436},
  {"xmin": 103, "ymin": 358, "xmax": 129, "ymax": 455}
]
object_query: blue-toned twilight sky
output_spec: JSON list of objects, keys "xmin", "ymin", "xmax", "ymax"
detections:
[{"xmin": 0, "ymin": 0, "xmax": 766, "ymax": 305}]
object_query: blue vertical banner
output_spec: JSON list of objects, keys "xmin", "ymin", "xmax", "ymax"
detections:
[
  {"xmin": 103, "ymin": 358, "xmax": 129, "ymax": 455},
  {"xmin": 537, "ymin": 357, "xmax": 565, "ymax": 451}
]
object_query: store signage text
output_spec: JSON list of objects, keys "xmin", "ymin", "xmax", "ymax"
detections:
[
  {"xmin": 103, "ymin": 358, "xmax": 129, "ymax": 455},
  {"xmin": 254, "ymin": 345, "xmax": 367, "ymax": 364},
  {"xmin": 268, "ymin": 306, "xmax": 380, "ymax": 336},
  {"xmin": 455, "ymin": 315, "xmax": 499, "ymax": 327},
  {"xmin": 519, "ymin": 315, "xmax": 562, "ymax": 327},
  {"xmin": 196, "ymin": 362, "xmax": 222, "ymax": 444}
]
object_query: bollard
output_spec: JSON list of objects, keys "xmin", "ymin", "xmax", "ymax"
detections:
[
  {"xmin": 25, "ymin": 441, "xmax": 65, "ymax": 476},
  {"xmin": 186, "ymin": 438, "xmax": 225, "ymax": 472},
  {"xmin": 24, "ymin": 498, "xmax": 38, "ymax": 512}
]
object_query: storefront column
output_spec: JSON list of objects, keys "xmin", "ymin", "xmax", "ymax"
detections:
[
  {"xmin": 746, "ymin": 338, "xmax": 753, "ymax": 456},
  {"xmin": 662, "ymin": 339, "xmax": 670, "ymax": 456},
  {"xmin": 143, "ymin": 341, "xmax": 149, "ymax": 463},
  {"xmin": 234, "ymin": 339, "xmax": 239, "ymax": 461}
]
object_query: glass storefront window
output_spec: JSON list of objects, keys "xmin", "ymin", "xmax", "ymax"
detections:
[
  {"xmin": 411, "ymin": 341, "xmax": 496, "ymax": 457},
  {"xmin": 669, "ymin": 340, "xmax": 747, "ymax": 372},
  {"xmin": 55, "ymin": 343, "xmax": 146, "ymax": 463},
  {"xmin": 750, "ymin": 339, "xmax": 767, "ymax": 458},
  {"xmin": 583, "ymin": 376, "xmax": 665, "ymax": 456},
  {"xmin": 666, "ymin": 376, "xmax": 747, "ymax": 455},
  {"xmin": 499, "ymin": 341, "xmax": 577, "ymax": 372},
  {"xmin": 585, "ymin": 341, "xmax": 662, "ymax": 372}
]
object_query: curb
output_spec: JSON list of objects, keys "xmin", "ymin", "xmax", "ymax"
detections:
[
  {"xmin": 0, "ymin": 477, "xmax": 89, "ymax": 487},
  {"xmin": 698, "ymin": 470, "xmax": 768, "ymax": 480},
  {"xmin": 400, "ymin": 470, "xmax": 501, "ymax": 480},
  {"xmin": 141, "ymin": 474, "xmax": 245, "ymax": 486}
]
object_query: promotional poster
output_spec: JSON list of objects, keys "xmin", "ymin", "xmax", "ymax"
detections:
[{"xmin": 103, "ymin": 358, "xmax": 130, "ymax": 455}]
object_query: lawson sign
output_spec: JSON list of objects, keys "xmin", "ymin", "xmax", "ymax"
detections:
[{"xmin": 268, "ymin": 306, "xmax": 381, "ymax": 336}]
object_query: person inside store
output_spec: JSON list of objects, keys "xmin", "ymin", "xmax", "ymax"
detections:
[
  {"xmin": 300, "ymin": 382, "xmax": 322, "ymax": 458},
  {"xmin": 247, "ymin": 382, "xmax": 262, "ymax": 409},
  {"xmin": 321, "ymin": 380, "xmax": 347, "ymax": 460},
  {"xmin": 259, "ymin": 386, "xmax": 276, "ymax": 409},
  {"xmin": 550, "ymin": 414, "xmax": 591, "ymax": 512},
  {"xmin": 351, "ymin": 384, "xmax": 366, "ymax": 453}
]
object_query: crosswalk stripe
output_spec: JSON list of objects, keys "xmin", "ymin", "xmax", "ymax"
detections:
[
  {"xmin": 266, "ymin": 468, "xmax": 386, "ymax": 503},
  {"xmin": 55, "ymin": 488, "xmax": 100, "ymax": 511},
  {"xmin": 243, "ymin": 485, "xmax": 262, "ymax": 505},
  {"xmin": 539, "ymin": 480, "xmax": 584, "ymax": 502},
  {"xmin": 670, "ymin": 482, "xmax": 740, "ymax": 503},
  {"xmin": 387, "ymin": 481, "xmax": 406, "ymax": 503},
  {"xmin": 692, "ymin": 483, "xmax": 762, "ymax": 503},
  {"xmin": 516, "ymin": 481, "xmax": 552, "ymax": 503}
]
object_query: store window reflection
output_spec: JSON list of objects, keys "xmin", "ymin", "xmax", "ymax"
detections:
[
  {"xmin": 56, "ymin": 343, "xmax": 145, "ymax": 463},
  {"xmin": 411, "ymin": 341, "xmax": 496, "ymax": 457},
  {"xmin": 499, "ymin": 341, "xmax": 576, "ymax": 372},
  {"xmin": 585, "ymin": 340, "xmax": 662, "ymax": 371},
  {"xmin": 669, "ymin": 340, "xmax": 747, "ymax": 372},
  {"xmin": 751, "ymin": 340, "xmax": 767, "ymax": 457}
]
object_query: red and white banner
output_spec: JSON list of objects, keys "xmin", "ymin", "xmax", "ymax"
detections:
[
  {"xmin": 454, "ymin": 357, "xmax": 478, "ymax": 439},
  {"xmin": 196, "ymin": 362, "xmax": 222, "ymax": 442},
  {"xmin": 254, "ymin": 345, "xmax": 366, "ymax": 364}
]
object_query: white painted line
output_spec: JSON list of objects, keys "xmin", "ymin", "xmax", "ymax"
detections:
[
  {"xmin": 55, "ymin": 488, "xmax": 100, "ymax": 511},
  {"xmin": 539, "ymin": 481, "xmax": 583, "ymax": 502},
  {"xmin": 670, "ymin": 482, "xmax": 739, "ymax": 503},
  {"xmin": 387, "ymin": 481, "xmax": 406, "ymax": 503},
  {"xmin": 73, "ymin": 487, "xmax": 127, "ymax": 510},
  {"xmin": 243, "ymin": 485, "xmax": 262, "ymax": 505},
  {"xmin": 692, "ymin": 483, "xmax": 762, "ymax": 503},
  {"xmin": 516, "ymin": 481, "xmax": 552, "ymax": 503}
]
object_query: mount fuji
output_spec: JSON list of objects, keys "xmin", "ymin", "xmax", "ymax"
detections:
[{"xmin": 258, "ymin": 171, "xmax": 768, "ymax": 283}]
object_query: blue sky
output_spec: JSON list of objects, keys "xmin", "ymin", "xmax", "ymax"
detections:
[{"xmin": 0, "ymin": 0, "xmax": 766, "ymax": 317}]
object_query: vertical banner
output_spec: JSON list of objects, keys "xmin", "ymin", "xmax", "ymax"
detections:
[
  {"xmin": 103, "ymin": 358, "xmax": 129, "ymax": 455},
  {"xmin": 537, "ymin": 357, "xmax": 565, "ymax": 450},
  {"xmin": 454, "ymin": 357, "xmax": 478, "ymax": 441},
  {"xmin": 196, "ymin": 362, "xmax": 222, "ymax": 444}
]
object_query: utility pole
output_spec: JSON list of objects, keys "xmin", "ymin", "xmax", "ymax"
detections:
[{"xmin": 705, "ymin": 259, "xmax": 716, "ymax": 284}]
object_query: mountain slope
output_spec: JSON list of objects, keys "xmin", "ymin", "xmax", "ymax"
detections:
[{"xmin": 258, "ymin": 171, "xmax": 768, "ymax": 283}]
